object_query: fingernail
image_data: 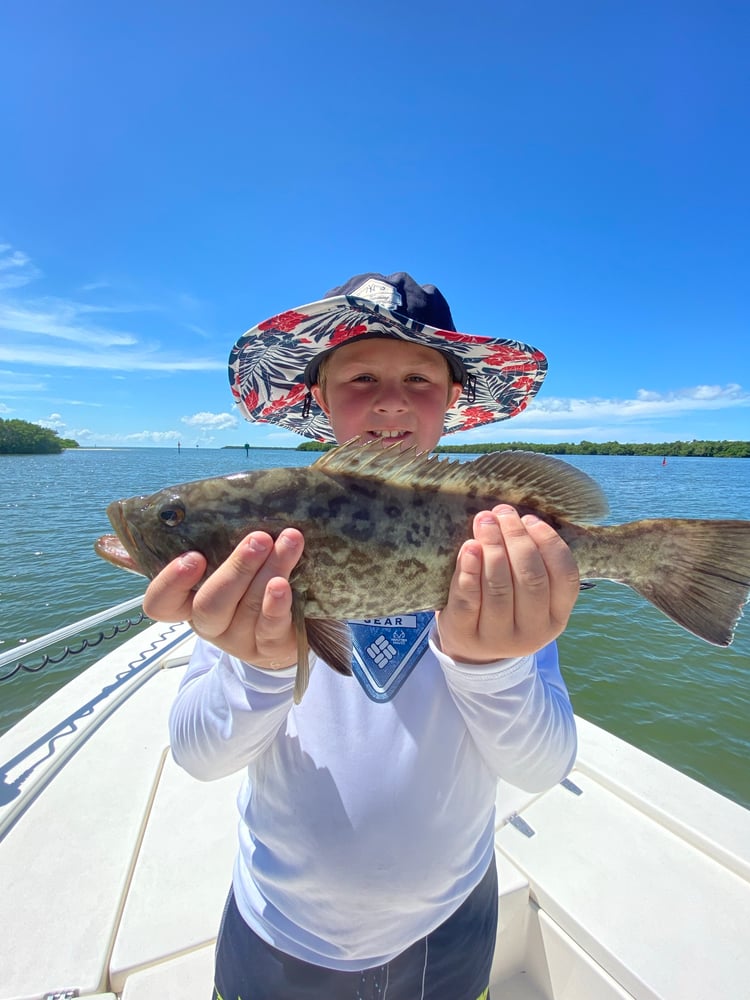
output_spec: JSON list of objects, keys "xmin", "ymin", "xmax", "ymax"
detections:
[
  {"xmin": 179, "ymin": 552, "xmax": 201, "ymax": 570},
  {"xmin": 249, "ymin": 536, "xmax": 270, "ymax": 554},
  {"xmin": 282, "ymin": 528, "xmax": 302, "ymax": 544},
  {"xmin": 523, "ymin": 514, "xmax": 541, "ymax": 526}
]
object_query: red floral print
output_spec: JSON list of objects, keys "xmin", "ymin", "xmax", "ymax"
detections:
[
  {"xmin": 507, "ymin": 399, "xmax": 529, "ymax": 419},
  {"xmin": 258, "ymin": 310, "xmax": 310, "ymax": 333},
  {"xmin": 329, "ymin": 322, "xmax": 369, "ymax": 347},
  {"xmin": 240, "ymin": 388, "xmax": 259, "ymax": 411},
  {"xmin": 459, "ymin": 405, "xmax": 494, "ymax": 429},
  {"xmin": 486, "ymin": 344, "xmax": 543, "ymax": 368},
  {"xmin": 261, "ymin": 382, "xmax": 307, "ymax": 417},
  {"xmin": 433, "ymin": 329, "xmax": 489, "ymax": 346}
]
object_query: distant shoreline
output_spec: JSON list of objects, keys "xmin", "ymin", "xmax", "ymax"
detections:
[
  {"xmin": 7, "ymin": 440, "xmax": 740, "ymax": 458},
  {"xmin": 287, "ymin": 439, "xmax": 750, "ymax": 458}
]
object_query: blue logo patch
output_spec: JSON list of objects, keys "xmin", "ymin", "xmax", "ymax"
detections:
[{"xmin": 348, "ymin": 611, "xmax": 435, "ymax": 701}]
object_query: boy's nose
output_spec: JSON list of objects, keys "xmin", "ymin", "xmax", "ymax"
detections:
[{"xmin": 374, "ymin": 383, "xmax": 408, "ymax": 412}]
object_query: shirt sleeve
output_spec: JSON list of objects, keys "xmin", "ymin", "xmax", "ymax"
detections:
[
  {"xmin": 168, "ymin": 637, "xmax": 298, "ymax": 781},
  {"xmin": 433, "ymin": 637, "xmax": 577, "ymax": 792}
]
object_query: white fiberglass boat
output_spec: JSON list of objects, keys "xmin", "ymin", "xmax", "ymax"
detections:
[{"xmin": 1, "ymin": 607, "xmax": 748, "ymax": 1000}]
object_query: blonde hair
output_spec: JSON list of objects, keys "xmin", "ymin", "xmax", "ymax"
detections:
[{"xmin": 314, "ymin": 353, "xmax": 333, "ymax": 402}]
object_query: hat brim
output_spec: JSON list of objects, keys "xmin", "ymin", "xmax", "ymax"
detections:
[{"xmin": 228, "ymin": 295, "xmax": 547, "ymax": 443}]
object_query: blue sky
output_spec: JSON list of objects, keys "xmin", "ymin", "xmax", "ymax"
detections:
[{"xmin": 1, "ymin": 1, "xmax": 748, "ymax": 449}]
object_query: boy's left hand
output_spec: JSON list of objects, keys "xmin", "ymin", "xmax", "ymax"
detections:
[{"xmin": 436, "ymin": 504, "xmax": 580, "ymax": 663}]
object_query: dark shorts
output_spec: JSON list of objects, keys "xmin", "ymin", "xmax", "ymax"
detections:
[{"xmin": 213, "ymin": 856, "xmax": 497, "ymax": 1000}]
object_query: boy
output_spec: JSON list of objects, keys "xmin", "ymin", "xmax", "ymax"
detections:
[{"xmin": 143, "ymin": 272, "xmax": 579, "ymax": 1000}]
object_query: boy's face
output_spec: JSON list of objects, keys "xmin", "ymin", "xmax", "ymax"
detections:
[{"xmin": 310, "ymin": 338, "xmax": 462, "ymax": 452}]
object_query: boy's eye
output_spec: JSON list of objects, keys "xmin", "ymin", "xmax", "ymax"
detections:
[{"xmin": 347, "ymin": 372, "xmax": 435, "ymax": 385}]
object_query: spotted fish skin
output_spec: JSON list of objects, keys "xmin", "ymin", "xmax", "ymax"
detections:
[
  {"xmin": 95, "ymin": 440, "xmax": 750, "ymax": 701},
  {"xmin": 96, "ymin": 444, "xmax": 605, "ymax": 620}
]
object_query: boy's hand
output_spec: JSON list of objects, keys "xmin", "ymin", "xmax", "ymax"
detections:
[
  {"xmin": 436, "ymin": 505, "xmax": 580, "ymax": 663},
  {"xmin": 142, "ymin": 528, "xmax": 304, "ymax": 669}
]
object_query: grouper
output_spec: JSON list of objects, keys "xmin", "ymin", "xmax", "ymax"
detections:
[{"xmin": 95, "ymin": 440, "xmax": 750, "ymax": 702}]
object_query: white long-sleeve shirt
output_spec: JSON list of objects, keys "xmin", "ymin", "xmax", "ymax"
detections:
[{"xmin": 169, "ymin": 622, "xmax": 576, "ymax": 971}]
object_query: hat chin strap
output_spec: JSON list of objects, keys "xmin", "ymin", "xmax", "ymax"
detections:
[{"xmin": 301, "ymin": 391, "xmax": 315, "ymax": 419}]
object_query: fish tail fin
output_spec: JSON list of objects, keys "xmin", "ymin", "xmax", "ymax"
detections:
[{"xmin": 588, "ymin": 520, "xmax": 750, "ymax": 646}]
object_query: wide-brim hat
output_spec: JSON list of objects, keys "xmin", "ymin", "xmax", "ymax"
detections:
[{"xmin": 228, "ymin": 272, "xmax": 548, "ymax": 443}]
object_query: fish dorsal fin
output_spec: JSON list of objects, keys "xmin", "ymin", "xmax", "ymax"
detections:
[
  {"xmin": 314, "ymin": 439, "xmax": 609, "ymax": 523},
  {"xmin": 466, "ymin": 450, "xmax": 610, "ymax": 523},
  {"xmin": 313, "ymin": 438, "xmax": 470, "ymax": 489}
]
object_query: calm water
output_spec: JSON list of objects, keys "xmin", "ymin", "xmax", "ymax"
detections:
[{"xmin": 1, "ymin": 448, "xmax": 748, "ymax": 808}]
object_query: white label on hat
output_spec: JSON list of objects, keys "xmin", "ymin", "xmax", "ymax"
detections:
[{"xmin": 351, "ymin": 278, "xmax": 403, "ymax": 310}]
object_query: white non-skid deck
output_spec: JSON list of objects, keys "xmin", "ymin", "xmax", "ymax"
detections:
[
  {"xmin": 493, "ymin": 720, "xmax": 750, "ymax": 1000},
  {"xmin": 1, "ymin": 622, "xmax": 748, "ymax": 1000}
]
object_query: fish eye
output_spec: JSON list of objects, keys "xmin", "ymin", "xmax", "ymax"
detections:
[{"xmin": 159, "ymin": 502, "xmax": 185, "ymax": 528}]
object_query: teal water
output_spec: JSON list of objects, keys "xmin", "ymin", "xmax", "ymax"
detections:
[{"xmin": 1, "ymin": 448, "xmax": 748, "ymax": 807}]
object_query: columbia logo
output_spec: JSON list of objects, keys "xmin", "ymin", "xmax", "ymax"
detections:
[{"xmin": 366, "ymin": 634, "xmax": 397, "ymax": 668}]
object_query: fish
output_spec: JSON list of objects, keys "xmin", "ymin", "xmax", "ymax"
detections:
[{"xmin": 95, "ymin": 439, "xmax": 750, "ymax": 703}]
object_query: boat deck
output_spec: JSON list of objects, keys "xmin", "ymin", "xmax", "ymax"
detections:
[{"xmin": 1, "ymin": 622, "xmax": 748, "ymax": 1000}]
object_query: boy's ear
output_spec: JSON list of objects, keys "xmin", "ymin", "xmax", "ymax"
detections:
[
  {"xmin": 447, "ymin": 383, "xmax": 463, "ymax": 408},
  {"xmin": 310, "ymin": 384, "xmax": 331, "ymax": 416}
]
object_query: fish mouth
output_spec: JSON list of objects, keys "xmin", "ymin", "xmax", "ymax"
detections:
[
  {"xmin": 94, "ymin": 533, "xmax": 142, "ymax": 575},
  {"xmin": 94, "ymin": 500, "xmax": 154, "ymax": 578}
]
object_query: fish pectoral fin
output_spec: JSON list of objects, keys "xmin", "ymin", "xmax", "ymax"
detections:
[
  {"xmin": 305, "ymin": 618, "xmax": 353, "ymax": 678},
  {"xmin": 291, "ymin": 591, "xmax": 310, "ymax": 705}
]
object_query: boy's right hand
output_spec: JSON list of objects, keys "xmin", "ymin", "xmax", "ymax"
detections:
[{"xmin": 142, "ymin": 528, "xmax": 304, "ymax": 670}]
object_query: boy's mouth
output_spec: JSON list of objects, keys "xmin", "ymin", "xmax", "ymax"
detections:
[
  {"xmin": 368, "ymin": 429, "xmax": 410, "ymax": 443},
  {"xmin": 367, "ymin": 430, "xmax": 412, "ymax": 447}
]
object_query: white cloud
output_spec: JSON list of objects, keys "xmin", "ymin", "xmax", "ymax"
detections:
[
  {"xmin": 0, "ymin": 340, "xmax": 224, "ymax": 372},
  {"xmin": 0, "ymin": 242, "xmax": 223, "ymax": 372},
  {"xmin": 181, "ymin": 411, "xmax": 238, "ymax": 430},
  {"xmin": 36, "ymin": 413, "xmax": 66, "ymax": 429},
  {"xmin": 79, "ymin": 280, "xmax": 111, "ymax": 293},
  {"xmin": 0, "ymin": 299, "xmax": 131, "ymax": 346},
  {"xmin": 124, "ymin": 430, "xmax": 182, "ymax": 444},
  {"xmin": 448, "ymin": 382, "xmax": 750, "ymax": 446},
  {"xmin": 523, "ymin": 384, "xmax": 750, "ymax": 424},
  {"xmin": 0, "ymin": 244, "xmax": 40, "ymax": 291},
  {"xmin": 0, "ymin": 371, "xmax": 48, "ymax": 395},
  {"xmin": 67, "ymin": 427, "xmax": 182, "ymax": 445}
]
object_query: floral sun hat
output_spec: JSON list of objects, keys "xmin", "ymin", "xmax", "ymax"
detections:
[{"xmin": 228, "ymin": 272, "xmax": 548, "ymax": 443}]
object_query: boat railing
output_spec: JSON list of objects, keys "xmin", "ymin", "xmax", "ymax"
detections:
[
  {"xmin": 0, "ymin": 594, "xmax": 149, "ymax": 681},
  {"xmin": 0, "ymin": 601, "xmax": 194, "ymax": 843}
]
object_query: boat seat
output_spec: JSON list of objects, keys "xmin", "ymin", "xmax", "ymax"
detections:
[{"xmin": 495, "ymin": 718, "xmax": 750, "ymax": 1000}]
